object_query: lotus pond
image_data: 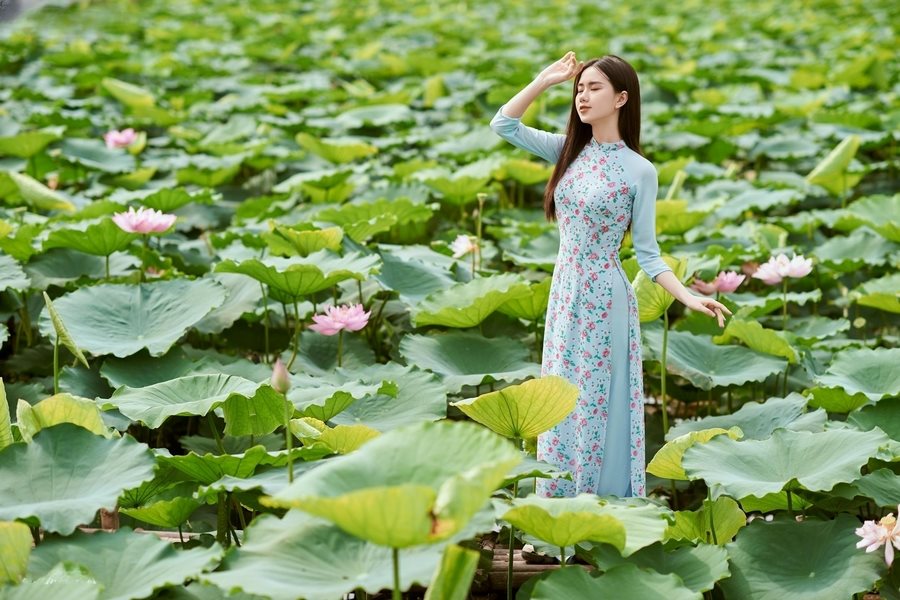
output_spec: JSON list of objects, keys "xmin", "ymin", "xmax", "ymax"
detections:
[{"xmin": 0, "ymin": 0, "xmax": 898, "ymax": 599}]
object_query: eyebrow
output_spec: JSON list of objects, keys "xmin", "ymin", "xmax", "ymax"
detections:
[{"xmin": 577, "ymin": 80, "xmax": 604, "ymax": 86}]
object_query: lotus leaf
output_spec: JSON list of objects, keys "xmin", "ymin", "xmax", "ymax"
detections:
[
  {"xmin": 0, "ymin": 424, "xmax": 155, "ymax": 534},
  {"xmin": 450, "ymin": 375, "xmax": 578, "ymax": 440},
  {"xmin": 27, "ymin": 528, "xmax": 223, "ymax": 600},
  {"xmin": 37, "ymin": 279, "xmax": 227, "ymax": 358},
  {"xmin": 720, "ymin": 514, "xmax": 882, "ymax": 600},
  {"xmin": 262, "ymin": 420, "xmax": 521, "ymax": 548},
  {"xmin": 682, "ymin": 427, "xmax": 891, "ymax": 500}
]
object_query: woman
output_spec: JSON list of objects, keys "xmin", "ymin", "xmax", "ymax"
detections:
[{"xmin": 490, "ymin": 52, "xmax": 731, "ymax": 498}]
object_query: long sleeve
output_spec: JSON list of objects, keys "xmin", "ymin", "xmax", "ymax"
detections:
[
  {"xmin": 489, "ymin": 103, "xmax": 565, "ymax": 164},
  {"xmin": 631, "ymin": 165, "xmax": 672, "ymax": 283}
]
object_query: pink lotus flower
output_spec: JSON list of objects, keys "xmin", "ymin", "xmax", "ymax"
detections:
[
  {"xmin": 450, "ymin": 234, "xmax": 477, "ymax": 259},
  {"xmin": 270, "ymin": 358, "xmax": 290, "ymax": 394},
  {"xmin": 112, "ymin": 206, "xmax": 177, "ymax": 234},
  {"xmin": 856, "ymin": 507, "xmax": 900, "ymax": 566},
  {"xmin": 691, "ymin": 271, "xmax": 746, "ymax": 295},
  {"xmin": 309, "ymin": 304, "xmax": 371, "ymax": 336},
  {"xmin": 104, "ymin": 128, "xmax": 138, "ymax": 149},
  {"xmin": 751, "ymin": 253, "xmax": 813, "ymax": 285}
]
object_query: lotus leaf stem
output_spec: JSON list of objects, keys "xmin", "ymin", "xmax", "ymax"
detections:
[
  {"xmin": 661, "ymin": 310, "xmax": 670, "ymax": 434},
  {"xmin": 559, "ymin": 546, "xmax": 566, "ymax": 566},
  {"xmin": 707, "ymin": 487, "xmax": 718, "ymax": 545},
  {"xmin": 337, "ymin": 329, "xmax": 343, "ymax": 368},
  {"xmin": 260, "ymin": 283, "xmax": 270, "ymax": 362},
  {"xmin": 392, "ymin": 547, "xmax": 401, "ymax": 600},
  {"xmin": 52, "ymin": 336, "xmax": 59, "ymax": 395}
]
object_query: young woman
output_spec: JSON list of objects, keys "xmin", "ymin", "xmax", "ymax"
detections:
[{"xmin": 490, "ymin": 52, "xmax": 731, "ymax": 498}]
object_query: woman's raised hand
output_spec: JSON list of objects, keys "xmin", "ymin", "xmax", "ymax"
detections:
[{"xmin": 537, "ymin": 51, "xmax": 583, "ymax": 87}]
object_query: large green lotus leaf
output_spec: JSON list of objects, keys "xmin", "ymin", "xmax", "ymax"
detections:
[
  {"xmin": 821, "ymin": 467, "xmax": 900, "ymax": 508},
  {"xmin": 287, "ymin": 380, "xmax": 379, "ymax": 422},
  {"xmin": 295, "ymin": 133, "xmax": 378, "ymax": 163},
  {"xmin": 203, "ymin": 508, "xmax": 485, "ymax": 600},
  {"xmin": 399, "ymin": 331, "xmax": 540, "ymax": 393},
  {"xmin": 223, "ymin": 384, "xmax": 293, "ymax": 437},
  {"xmin": 496, "ymin": 277, "xmax": 551, "ymax": 321},
  {"xmin": 530, "ymin": 562, "xmax": 699, "ymax": 600},
  {"xmin": 4, "ymin": 171, "xmax": 75, "ymax": 212},
  {"xmin": 373, "ymin": 249, "xmax": 457, "ymax": 305},
  {"xmin": 334, "ymin": 103, "xmax": 413, "ymax": 128},
  {"xmin": 719, "ymin": 514, "xmax": 882, "ymax": 600},
  {"xmin": 738, "ymin": 490, "xmax": 812, "ymax": 513},
  {"xmin": 723, "ymin": 289, "xmax": 821, "ymax": 319},
  {"xmin": 193, "ymin": 273, "xmax": 264, "ymax": 335},
  {"xmin": 262, "ymin": 224, "xmax": 343, "ymax": 257},
  {"xmin": 16, "ymin": 393, "xmax": 109, "ymax": 442},
  {"xmin": 584, "ymin": 541, "xmax": 730, "ymax": 594},
  {"xmin": 643, "ymin": 328, "xmax": 787, "ymax": 390},
  {"xmin": 43, "ymin": 219, "xmax": 137, "ymax": 257},
  {"xmin": 411, "ymin": 273, "xmax": 531, "ymax": 328},
  {"xmin": 814, "ymin": 347, "xmax": 900, "ymax": 401},
  {"xmin": 666, "ymin": 394, "xmax": 825, "ymax": 441},
  {"xmin": 0, "ymin": 128, "xmax": 61, "ymax": 158},
  {"xmin": 712, "ymin": 318, "xmax": 798, "ymax": 363},
  {"xmin": 850, "ymin": 272, "xmax": 900, "ymax": 313},
  {"xmin": 42, "ymin": 292, "xmax": 89, "ymax": 369},
  {"xmin": 107, "ymin": 374, "xmax": 262, "ymax": 429},
  {"xmin": 846, "ymin": 194, "xmax": 900, "ymax": 241},
  {"xmin": 215, "ymin": 250, "xmax": 380, "ymax": 299},
  {"xmin": 804, "ymin": 386, "xmax": 870, "ymax": 413},
  {"xmin": 0, "ymin": 255, "xmax": 29, "ymax": 293},
  {"xmin": 501, "ymin": 494, "xmax": 626, "ymax": 550},
  {"xmin": 37, "ymin": 280, "xmax": 227, "ymax": 358},
  {"xmin": 27, "ymin": 528, "xmax": 222, "ymax": 600},
  {"xmin": 501, "ymin": 456, "xmax": 573, "ymax": 488},
  {"xmin": 101, "ymin": 77, "xmax": 155, "ymax": 109},
  {"xmin": 501, "ymin": 230, "xmax": 559, "ymax": 272},
  {"xmin": 585, "ymin": 497, "xmax": 675, "ymax": 557},
  {"xmin": 450, "ymin": 375, "xmax": 578, "ymax": 439},
  {"xmin": 296, "ymin": 362, "xmax": 447, "ymax": 430},
  {"xmin": 647, "ymin": 427, "xmax": 743, "ymax": 480},
  {"xmin": 0, "ymin": 563, "xmax": 101, "ymax": 600},
  {"xmin": 119, "ymin": 484, "xmax": 201, "ymax": 528},
  {"xmin": 139, "ymin": 188, "xmax": 213, "ymax": 212},
  {"xmin": 634, "ymin": 256, "xmax": 688, "ymax": 321},
  {"xmin": 262, "ymin": 420, "xmax": 521, "ymax": 547},
  {"xmin": 423, "ymin": 543, "xmax": 480, "ymax": 600},
  {"xmin": 290, "ymin": 417, "xmax": 380, "ymax": 454},
  {"xmin": 682, "ymin": 428, "xmax": 891, "ymax": 500},
  {"xmin": 655, "ymin": 200, "xmax": 710, "ymax": 235},
  {"xmin": 848, "ymin": 398, "xmax": 900, "ymax": 441},
  {"xmin": 58, "ymin": 138, "xmax": 136, "ymax": 173},
  {"xmin": 498, "ymin": 158, "xmax": 553, "ymax": 185},
  {"xmin": 813, "ymin": 227, "xmax": 899, "ymax": 271},
  {"xmin": 158, "ymin": 445, "xmax": 318, "ymax": 485},
  {"xmin": 805, "ymin": 134, "xmax": 862, "ymax": 196},
  {"xmin": 664, "ymin": 496, "xmax": 746, "ymax": 545},
  {"xmin": 0, "ymin": 424, "xmax": 155, "ymax": 534},
  {"xmin": 783, "ymin": 315, "xmax": 850, "ymax": 342},
  {"xmin": 316, "ymin": 197, "xmax": 434, "ymax": 243},
  {"xmin": 0, "ymin": 521, "xmax": 31, "ymax": 584}
]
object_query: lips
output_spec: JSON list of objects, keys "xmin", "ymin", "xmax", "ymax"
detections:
[{"xmin": 578, "ymin": 105, "xmax": 590, "ymax": 111}]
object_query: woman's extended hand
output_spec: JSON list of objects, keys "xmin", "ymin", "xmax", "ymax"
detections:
[
  {"xmin": 683, "ymin": 294, "xmax": 733, "ymax": 328},
  {"xmin": 537, "ymin": 51, "xmax": 584, "ymax": 87}
]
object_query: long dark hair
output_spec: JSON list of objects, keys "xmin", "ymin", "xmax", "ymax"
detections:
[{"xmin": 543, "ymin": 55, "xmax": 644, "ymax": 222}]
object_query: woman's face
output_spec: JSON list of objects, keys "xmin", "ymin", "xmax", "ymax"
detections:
[{"xmin": 574, "ymin": 66, "xmax": 624, "ymax": 122}]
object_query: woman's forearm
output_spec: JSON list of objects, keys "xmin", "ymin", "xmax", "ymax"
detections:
[
  {"xmin": 653, "ymin": 270, "xmax": 694, "ymax": 305},
  {"xmin": 500, "ymin": 77, "xmax": 552, "ymax": 118}
]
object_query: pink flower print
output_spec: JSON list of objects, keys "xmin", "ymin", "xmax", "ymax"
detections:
[
  {"xmin": 599, "ymin": 157, "xmax": 607, "ymax": 165},
  {"xmin": 607, "ymin": 181, "xmax": 616, "ymax": 189},
  {"xmin": 603, "ymin": 348, "xmax": 610, "ymax": 358},
  {"xmin": 601, "ymin": 311, "xmax": 608, "ymax": 319}
]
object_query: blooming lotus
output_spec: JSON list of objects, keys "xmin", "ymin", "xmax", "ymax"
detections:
[
  {"xmin": 691, "ymin": 270, "xmax": 745, "ymax": 295},
  {"xmin": 855, "ymin": 507, "xmax": 900, "ymax": 566},
  {"xmin": 309, "ymin": 304, "xmax": 371, "ymax": 335},
  {"xmin": 112, "ymin": 206, "xmax": 177, "ymax": 234},
  {"xmin": 309, "ymin": 304, "xmax": 372, "ymax": 368},
  {"xmin": 104, "ymin": 128, "xmax": 138, "ymax": 149},
  {"xmin": 751, "ymin": 253, "xmax": 813, "ymax": 285},
  {"xmin": 450, "ymin": 234, "xmax": 477, "ymax": 259}
]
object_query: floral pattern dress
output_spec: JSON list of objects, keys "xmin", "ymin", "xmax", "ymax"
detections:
[{"xmin": 490, "ymin": 105, "xmax": 672, "ymax": 498}]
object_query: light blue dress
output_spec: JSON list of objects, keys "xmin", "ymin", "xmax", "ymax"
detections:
[{"xmin": 490, "ymin": 105, "xmax": 672, "ymax": 498}]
